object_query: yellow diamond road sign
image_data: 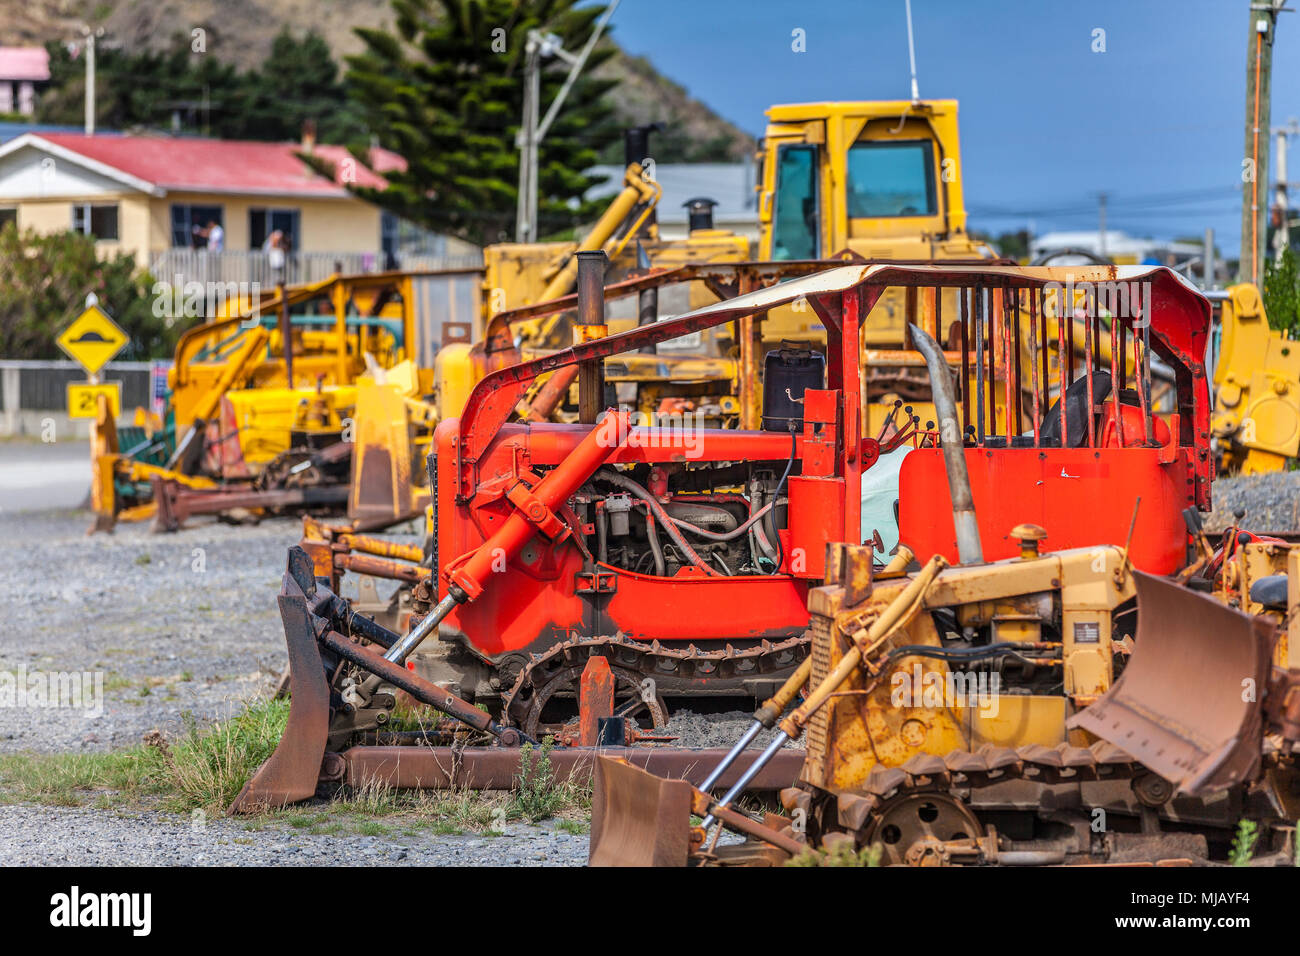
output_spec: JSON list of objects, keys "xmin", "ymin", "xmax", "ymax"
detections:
[{"xmin": 57, "ymin": 305, "xmax": 128, "ymax": 375}]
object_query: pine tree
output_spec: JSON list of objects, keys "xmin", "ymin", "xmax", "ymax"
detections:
[
  {"xmin": 231, "ymin": 29, "xmax": 367, "ymax": 142},
  {"xmin": 37, "ymin": 32, "xmax": 360, "ymax": 142},
  {"xmin": 345, "ymin": 0, "xmax": 621, "ymax": 246}
]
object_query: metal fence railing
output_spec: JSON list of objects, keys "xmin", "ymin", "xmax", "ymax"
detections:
[
  {"xmin": 0, "ymin": 360, "xmax": 152, "ymax": 416},
  {"xmin": 148, "ymin": 249, "xmax": 484, "ymax": 287}
]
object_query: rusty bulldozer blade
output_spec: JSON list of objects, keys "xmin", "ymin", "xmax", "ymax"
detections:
[
  {"xmin": 1069, "ymin": 571, "xmax": 1276, "ymax": 796},
  {"xmin": 229, "ymin": 552, "xmax": 331, "ymax": 814},
  {"xmin": 589, "ymin": 757, "xmax": 695, "ymax": 867}
]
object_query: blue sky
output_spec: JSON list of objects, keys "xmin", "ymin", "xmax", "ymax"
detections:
[{"xmin": 606, "ymin": 0, "xmax": 1300, "ymax": 258}]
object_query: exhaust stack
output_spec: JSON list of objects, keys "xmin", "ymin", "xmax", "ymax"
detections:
[
  {"xmin": 909, "ymin": 322, "xmax": 983, "ymax": 565},
  {"xmin": 575, "ymin": 250, "xmax": 608, "ymax": 424}
]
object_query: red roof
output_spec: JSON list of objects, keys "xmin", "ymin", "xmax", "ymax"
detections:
[
  {"xmin": 0, "ymin": 47, "xmax": 50, "ymax": 82},
  {"xmin": 33, "ymin": 133, "xmax": 402, "ymax": 196}
]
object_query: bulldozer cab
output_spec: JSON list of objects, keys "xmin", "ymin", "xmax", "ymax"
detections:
[
  {"xmin": 757, "ymin": 100, "xmax": 992, "ymax": 352},
  {"xmin": 889, "ymin": 265, "xmax": 1212, "ymax": 573},
  {"xmin": 759, "ymin": 100, "xmax": 972, "ymax": 259}
]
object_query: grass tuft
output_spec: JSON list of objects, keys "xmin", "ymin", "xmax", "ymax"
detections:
[
  {"xmin": 0, "ymin": 747, "xmax": 164, "ymax": 806},
  {"xmin": 509, "ymin": 737, "xmax": 588, "ymax": 823},
  {"xmin": 147, "ymin": 697, "xmax": 290, "ymax": 813}
]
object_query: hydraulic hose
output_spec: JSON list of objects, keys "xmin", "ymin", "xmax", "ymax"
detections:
[
  {"xmin": 644, "ymin": 510, "xmax": 666, "ymax": 576},
  {"xmin": 665, "ymin": 500, "xmax": 777, "ymax": 542},
  {"xmin": 597, "ymin": 467, "xmax": 718, "ymax": 575}
]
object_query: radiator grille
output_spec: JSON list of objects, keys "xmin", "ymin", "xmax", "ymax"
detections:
[{"xmin": 806, "ymin": 613, "xmax": 833, "ymax": 773}]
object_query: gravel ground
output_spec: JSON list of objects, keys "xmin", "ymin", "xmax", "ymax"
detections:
[
  {"xmin": 0, "ymin": 508, "xmax": 755, "ymax": 866},
  {"xmin": 662, "ymin": 708, "xmax": 804, "ymax": 750},
  {"xmin": 0, "ymin": 509, "xmax": 307, "ymax": 753},
  {"xmin": 0, "ymin": 804, "xmax": 587, "ymax": 866}
]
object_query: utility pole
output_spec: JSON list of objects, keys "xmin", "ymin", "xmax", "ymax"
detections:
[
  {"xmin": 514, "ymin": 33, "xmax": 542, "ymax": 243},
  {"xmin": 1272, "ymin": 118, "xmax": 1299, "ymax": 261},
  {"xmin": 81, "ymin": 26, "xmax": 104, "ymax": 135},
  {"xmin": 1240, "ymin": 1, "xmax": 1286, "ymax": 285},
  {"xmin": 1205, "ymin": 227, "xmax": 1217, "ymax": 288},
  {"xmin": 1098, "ymin": 192, "xmax": 1107, "ymax": 260},
  {"xmin": 514, "ymin": 0, "xmax": 619, "ymax": 243}
]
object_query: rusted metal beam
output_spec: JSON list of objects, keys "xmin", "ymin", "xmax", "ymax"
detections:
[
  {"xmin": 339, "ymin": 745, "xmax": 806, "ymax": 792},
  {"xmin": 150, "ymin": 477, "xmax": 349, "ymax": 532},
  {"xmin": 336, "ymin": 553, "xmax": 426, "ymax": 584},
  {"xmin": 578, "ymin": 656, "xmax": 614, "ymax": 746}
]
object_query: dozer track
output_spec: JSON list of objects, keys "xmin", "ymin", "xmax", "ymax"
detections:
[{"xmin": 501, "ymin": 632, "xmax": 810, "ymax": 737}]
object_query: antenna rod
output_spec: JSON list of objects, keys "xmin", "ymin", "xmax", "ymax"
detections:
[{"xmin": 905, "ymin": 0, "xmax": 920, "ymax": 102}]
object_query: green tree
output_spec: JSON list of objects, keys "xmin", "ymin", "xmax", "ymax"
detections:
[
  {"xmin": 37, "ymin": 31, "xmax": 360, "ymax": 142},
  {"xmin": 345, "ymin": 0, "xmax": 621, "ymax": 246},
  {"xmin": 0, "ymin": 224, "xmax": 171, "ymax": 361},
  {"xmin": 226, "ymin": 29, "xmax": 367, "ymax": 142},
  {"xmin": 1263, "ymin": 247, "xmax": 1300, "ymax": 338},
  {"xmin": 38, "ymin": 36, "xmax": 243, "ymax": 136}
]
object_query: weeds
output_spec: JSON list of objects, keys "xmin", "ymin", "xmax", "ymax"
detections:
[
  {"xmin": 0, "ymin": 695, "xmax": 585, "ymax": 839},
  {"xmin": 509, "ymin": 737, "xmax": 587, "ymax": 823},
  {"xmin": 343, "ymin": 777, "xmax": 403, "ymax": 816},
  {"xmin": 1230, "ymin": 819, "xmax": 1259, "ymax": 867},
  {"xmin": 146, "ymin": 697, "xmax": 290, "ymax": 813},
  {"xmin": 786, "ymin": 840, "xmax": 883, "ymax": 867},
  {"xmin": 0, "ymin": 748, "xmax": 162, "ymax": 807}
]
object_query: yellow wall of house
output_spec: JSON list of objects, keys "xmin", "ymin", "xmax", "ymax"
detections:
[
  {"xmin": 15, "ymin": 193, "xmax": 154, "ymax": 267},
  {"xmin": 9, "ymin": 190, "xmax": 382, "ymax": 270},
  {"xmin": 156, "ymin": 192, "xmax": 382, "ymax": 253}
]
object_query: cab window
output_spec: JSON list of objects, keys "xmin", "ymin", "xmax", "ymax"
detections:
[
  {"xmin": 771, "ymin": 144, "xmax": 819, "ymax": 260},
  {"xmin": 847, "ymin": 141, "xmax": 937, "ymax": 218}
]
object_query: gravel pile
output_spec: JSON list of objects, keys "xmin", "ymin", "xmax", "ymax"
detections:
[
  {"xmin": 662, "ymin": 708, "xmax": 804, "ymax": 750},
  {"xmin": 1204, "ymin": 472, "xmax": 1300, "ymax": 535}
]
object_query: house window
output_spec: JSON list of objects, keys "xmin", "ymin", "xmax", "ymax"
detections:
[
  {"xmin": 71, "ymin": 203, "xmax": 120, "ymax": 241},
  {"xmin": 249, "ymin": 208, "xmax": 300, "ymax": 251},
  {"xmin": 171, "ymin": 204, "xmax": 225, "ymax": 248},
  {"xmin": 0, "ymin": 208, "xmax": 16, "ymax": 232}
]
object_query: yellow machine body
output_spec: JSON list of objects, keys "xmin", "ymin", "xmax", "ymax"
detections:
[
  {"xmin": 221, "ymin": 384, "xmax": 358, "ymax": 467},
  {"xmin": 1212, "ymin": 282, "xmax": 1300, "ymax": 473},
  {"xmin": 801, "ymin": 544, "xmax": 1134, "ymax": 795}
]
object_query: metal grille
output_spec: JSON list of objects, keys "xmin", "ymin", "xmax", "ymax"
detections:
[{"xmin": 805, "ymin": 613, "xmax": 833, "ymax": 778}]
